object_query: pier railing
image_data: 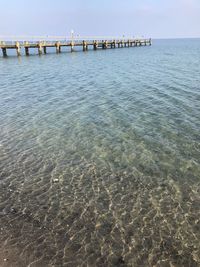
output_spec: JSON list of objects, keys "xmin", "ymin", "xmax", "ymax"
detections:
[{"xmin": 0, "ymin": 36, "xmax": 152, "ymax": 57}]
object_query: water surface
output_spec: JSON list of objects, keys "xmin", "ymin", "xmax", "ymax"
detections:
[{"xmin": 0, "ymin": 39, "xmax": 200, "ymax": 267}]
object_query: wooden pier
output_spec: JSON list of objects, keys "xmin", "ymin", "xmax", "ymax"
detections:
[{"xmin": 0, "ymin": 38, "xmax": 152, "ymax": 57}]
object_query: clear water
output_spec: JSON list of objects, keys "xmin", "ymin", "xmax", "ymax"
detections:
[{"xmin": 0, "ymin": 39, "xmax": 200, "ymax": 267}]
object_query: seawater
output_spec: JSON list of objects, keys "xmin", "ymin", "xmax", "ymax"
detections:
[{"xmin": 0, "ymin": 39, "xmax": 200, "ymax": 267}]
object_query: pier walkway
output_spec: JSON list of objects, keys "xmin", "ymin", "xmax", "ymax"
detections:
[{"xmin": 0, "ymin": 36, "xmax": 152, "ymax": 57}]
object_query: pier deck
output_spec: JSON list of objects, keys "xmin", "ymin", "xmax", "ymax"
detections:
[{"xmin": 0, "ymin": 38, "xmax": 152, "ymax": 57}]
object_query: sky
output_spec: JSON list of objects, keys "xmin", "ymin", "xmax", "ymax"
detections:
[{"xmin": 0, "ymin": 0, "xmax": 200, "ymax": 38}]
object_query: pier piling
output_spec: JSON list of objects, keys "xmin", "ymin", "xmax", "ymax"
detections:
[
  {"xmin": 56, "ymin": 42, "xmax": 61, "ymax": 53},
  {"xmin": 15, "ymin": 42, "xmax": 21, "ymax": 56},
  {"xmin": 24, "ymin": 42, "xmax": 29, "ymax": 56},
  {"xmin": 102, "ymin": 40, "xmax": 108, "ymax": 49},
  {"xmin": 93, "ymin": 41, "xmax": 98, "ymax": 50},
  {"xmin": 43, "ymin": 46, "xmax": 47, "ymax": 54},
  {"xmin": 38, "ymin": 42, "xmax": 43, "ymax": 55},
  {"xmin": 70, "ymin": 41, "xmax": 74, "ymax": 52},
  {"xmin": 2, "ymin": 47, "xmax": 7, "ymax": 57},
  {"xmin": 83, "ymin": 41, "xmax": 88, "ymax": 51}
]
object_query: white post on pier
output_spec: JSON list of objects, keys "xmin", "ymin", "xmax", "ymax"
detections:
[
  {"xmin": 71, "ymin": 29, "xmax": 74, "ymax": 52},
  {"xmin": 122, "ymin": 34, "xmax": 125, "ymax": 47}
]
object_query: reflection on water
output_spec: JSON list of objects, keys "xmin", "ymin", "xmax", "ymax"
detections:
[{"xmin": 0, "ymin": 39, "xmax": 200, "ymax": 266}]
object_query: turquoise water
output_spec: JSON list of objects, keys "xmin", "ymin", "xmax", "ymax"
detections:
[{"xmin": 0, "ymin": 39, "xmax": 200, "ymax": 267}]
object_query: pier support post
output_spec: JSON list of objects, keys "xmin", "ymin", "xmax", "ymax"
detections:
[
  {"xmin": 38, "ymin": 42, "xmax": 43, "ymax": 55},
  {"xmin": 93, "ymin": 41, "xmax": 98, "ymax": 50},
  {"xmin": 55, "ymin": 42, "xmax": 61, "ymax": 53},
  {"xmin": 83, "ymin": 41, "xmax": 88, "ymax": 51},
  {"xmin": 104, "ymin": 40, "xmax": 108, "ymax": 49},
  {"xmin": 15, "ymin": 42, "xmax": 21, "ymax": 56},
  {"xmin": 103, "ymin": 40, "xmax": 108, "ymax": 49},
  {"xmin": 70, "ymin": 41, "xmax": 74, "ymax": 52},
  {"xmin": 43, "ymin": 41, "xmax": 47, "ymax": 54},
  {"xmin": 2, "ymin": 47, "xmax": 7, "ymax": 57},
  {"xmin": 25, "ymin": 47, "xmax": 29, "ymax": 56},
  {"xmin": 149, "ymin": 38, "xmax": 152, "ymax": 46},
  {"xmin": 25, "ymin": 42, "xmax": 29, "ymax": 56}
]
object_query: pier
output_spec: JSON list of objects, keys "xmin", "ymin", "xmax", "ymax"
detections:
[{"xmin": 0, "ymin": 36, "xmax": 152, "ymax": 57}]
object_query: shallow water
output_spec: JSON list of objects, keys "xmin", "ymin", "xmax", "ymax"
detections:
[{"xmin": 0, "ymin": 39, "xmax": 200, "ymax": 267}]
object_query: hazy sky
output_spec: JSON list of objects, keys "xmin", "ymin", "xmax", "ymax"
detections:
[{"xmin": 0, "ymin": 0, "xmax": 200, "ymax": 38}]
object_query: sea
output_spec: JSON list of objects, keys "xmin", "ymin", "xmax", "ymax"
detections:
[{"xmin": 0, "ymin": 39, "xmax": 200, "ymax": 267}]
